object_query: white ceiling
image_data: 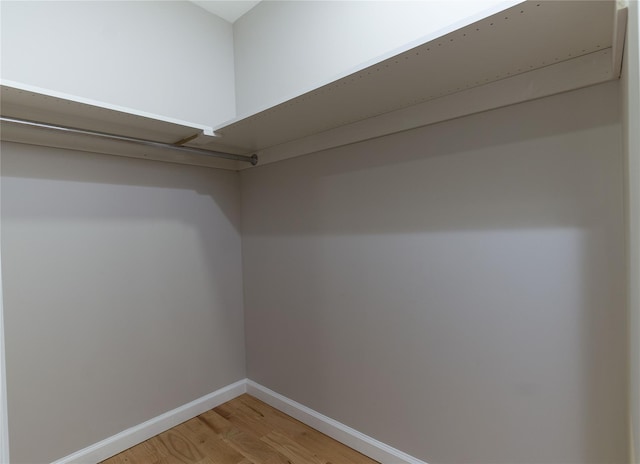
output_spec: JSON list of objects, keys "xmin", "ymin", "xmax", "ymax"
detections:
[{"xmin": 191, "ymin": 1, "xmax": 262, "ymax": 23}]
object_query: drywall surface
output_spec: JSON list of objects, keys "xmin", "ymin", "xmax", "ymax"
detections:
[
  {"xmin": 232, "ymin": 0, "xmax": 519, "ymax": 117},
  {"xmin": 1, "ymin": 143, "xmax": 246, "ymax": 463},
  {"xmin": 0, "ymin": 255, "xmax": 7, "ymax": 463},
  {"xmin": 623, "ymin": 1, "xmax": 640, "ymax": 461},
  {"xmin": 0, "ymin": 1, "xmax": 236, "ymax": 127},
  {"xmin": 241, "ymin": 81, "xmax": 627, "ymax": 463}
]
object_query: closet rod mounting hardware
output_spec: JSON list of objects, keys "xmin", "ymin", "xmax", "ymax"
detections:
[{"xmin": 0, "ymin": 116, "xmax": 259, "ymax": 166}]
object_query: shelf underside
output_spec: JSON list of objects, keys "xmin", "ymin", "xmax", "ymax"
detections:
[
  {"xmin": 0, "ymin": 83, "xmax": 247, "ymax": 170},
  {"xmin": 208, "ymin": 0, "xmax": 617, "ymax": 153},
  {"xmin": 0, "ymin": 0, "xmax": 620, "ymax": 170}
]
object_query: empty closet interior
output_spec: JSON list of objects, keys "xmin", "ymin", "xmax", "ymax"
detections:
[{"xmin": 0, "ymin": 1, "xmax": 637, "ymax": 463}]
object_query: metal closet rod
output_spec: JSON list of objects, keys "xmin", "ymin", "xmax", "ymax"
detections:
[{"xmin": 0, "ymin": 116, "xmax": 258, "ymax": 166}]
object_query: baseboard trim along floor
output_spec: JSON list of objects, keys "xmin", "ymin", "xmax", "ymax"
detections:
[
  {"xmin": 245, "ymin": 380, "xmax": 427, "ymax": 464},
  {"xmin": 51, "ymin": 378, "xmax": 427, "ymax": 464},
  {"xmin": 50, "ymin": 379, "xmax": 247, "ymax": 464}
]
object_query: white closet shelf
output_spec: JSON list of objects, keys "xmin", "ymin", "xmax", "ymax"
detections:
[
  {"xmin": 209, "ymin": 0, "xmax": 620, "ymax": 154},
  {"xmin": 0, "ymin": 82, "xmax": 251, "ymax": 170},
  {"xmin": 0, "ymin": 0, "xmax": 625, "ymax": 171}
]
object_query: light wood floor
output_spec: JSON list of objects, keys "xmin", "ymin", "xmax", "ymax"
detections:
[{"xmin": 101, "ymin": 394, "xmax": 379, "ymax": 464}]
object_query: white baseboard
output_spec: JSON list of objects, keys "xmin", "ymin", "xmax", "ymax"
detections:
[
  {"xmin": 245, "ymin": 380, "xmax": 428, "ymax": 464},
  {"xmin": 51, "ymin": 378, "xmax": 426, "ymax": 464},
  {"xmin": 50, "ymin": 379, "xmax": 247, "ymax": 464}
]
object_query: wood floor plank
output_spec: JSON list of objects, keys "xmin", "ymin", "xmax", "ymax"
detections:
[
  {"xmin": 197, "ymin": 409, "xmax": 235, "ymax": 435},
  {"xmin": 232, "ymin": 396, "xmax": 376, "ymax": 464},
  {"xmin": 261, "ymin": 430, "xmax": 326, "ymax": 464},
  {"xmin": 101, "ymin": 394, "xmax": 379, "ymax": 464},
  {"xmin": 200, "ymin": 405, "xmax": 291, "ymax": 463},
  {"xmin": 222, "ymin": 427, "xmax": 294, "ymax": 464},
  {"xmin": 103, "ymin": 440, "xmax": 167, "ymax": 464},
  {"xmin": 169, "ymin": 416, "xmax": 248, "ymax": 464},
  {"xmin": 154, "ymin": 427, "xmax": 206, "ymax": 463},
  {"xmin": 215, "ymin": 399, "xmax": 274, "ymax": 438}
]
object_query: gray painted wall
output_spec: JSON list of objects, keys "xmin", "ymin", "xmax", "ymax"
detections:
[
  {"xmin": 623, "ymin": 1, "xmax": 640, "ymax": 460},
  {"xmin": 240, "ymin": 81, "xmax": 628, "ymax": 463},
  {"xmin": 1, "ymin": 143, "xmax": 246, "ymax": 463}
]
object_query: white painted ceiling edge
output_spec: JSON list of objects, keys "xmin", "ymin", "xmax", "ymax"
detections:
[{"xmin": 191, "ymin": 0, "xmax": 261, "ymax": 23}]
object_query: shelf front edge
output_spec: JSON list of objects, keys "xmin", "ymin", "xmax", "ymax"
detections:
[{"xmin": 243, "ymin": 48, "xmax": 615, "ymax": 169}]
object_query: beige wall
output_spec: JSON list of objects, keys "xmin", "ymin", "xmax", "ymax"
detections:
[
  {"xmin": 240, "ymin": 81, "xmax": 628, "ymax": 463},
  {"xmin": 623, "ymin": 1, "xmax": 640, "ymax": 461},
  {"xmin": 1, "ymin": 143, "xmax": 246, "ymax": 463}
]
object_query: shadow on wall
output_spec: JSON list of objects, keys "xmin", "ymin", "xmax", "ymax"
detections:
[
  {"xmin": 239, "ymin": 81, "xmax": 628, "ymax": 463},
  {"xmin": 0, "ymin": 144, "xmax": 241, "ymax": 231},
  {"xmin": 241, "ymin": 80, "xmax": 622, "ymax": 235},
  {"xmin": 0, "ymin": 144, "xmax": 246, "ymax": 462}
]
